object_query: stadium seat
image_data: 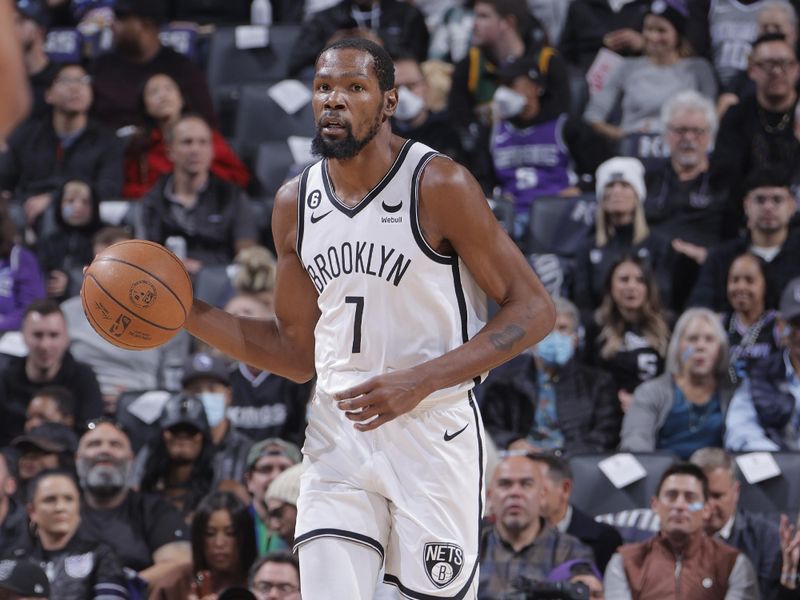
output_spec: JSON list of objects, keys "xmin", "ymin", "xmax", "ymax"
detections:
[
  {"xmin": 618, "ymin": 133, "xmax": 670, "ymax": 171},
  {"xmin": 115, "ymin": 390, "xmax": 171, "ymax": 453},
  {"xmin": 159, "ymin": 25, "xmax": 200, "ymax": 61},
  {"xmin": 569, "ymin": 452, "xmax": 678, "ymax": 517},
  {"xmin": 525, "ymin": 194, "xmax": 595, "ymax": 257},
  {"xmin": 207, "ymin": 25, "xmax": 302, "ymax": 89},
  {"xmin": 736, "ymin": 452, "xmax": 800, "ymax": 515},
  {"xmin": 254, "ymin": 141, "xmax": 298, "ymax": 199},
  {"xmin": 194, "ymin": 265, "xmax": 235, "ymax": 308},
  {"xmin": 233, "ymin": 82, "xmax": 315, "ymax": 156},
  {"xmin": 44, "ymin": 28, "xmax": 82, "ymax": 63}
]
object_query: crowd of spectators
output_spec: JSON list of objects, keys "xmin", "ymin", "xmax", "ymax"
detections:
[{"xmin": 1, "ymin": 0, "xmax": 800, "ymax": 598}]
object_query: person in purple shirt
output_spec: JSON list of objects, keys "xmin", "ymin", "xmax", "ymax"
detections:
[
  {"xmin": 0, "ymin": 203, "xmax": 45, "ymax": 333},
  {"xmin": 489, "ymin": 54, "xmax": 612, "ymax": 242}
]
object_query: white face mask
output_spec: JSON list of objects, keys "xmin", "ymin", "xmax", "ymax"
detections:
[
  {"xmin": 493, "ymin": 86, "xmax": 527, "ymax": 120},
  {"xmin": 199, "ymin": 392, "xmax": 227, "ymax": 427},
  {"xmin": 394, "ymin": 86, "xmax": 426, "ymax": 122}
]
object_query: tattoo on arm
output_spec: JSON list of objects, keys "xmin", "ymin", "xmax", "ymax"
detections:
[{"xmin": 489, "ymin": 324, "xmax": 525, "ymax": 352}]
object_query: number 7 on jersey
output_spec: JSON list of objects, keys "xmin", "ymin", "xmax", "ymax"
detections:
[{"xmin": 345, "ymin": 296, "xmax": 364, "ymax": 353}]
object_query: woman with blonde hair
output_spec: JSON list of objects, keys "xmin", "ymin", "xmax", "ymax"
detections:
[
  {"xmin": 573, "ymin": 157, "xmax": 672, "ymax": 312},
  {"xmin": 620, "ymin": 307, "xmax": 733, "ymax": 459}
]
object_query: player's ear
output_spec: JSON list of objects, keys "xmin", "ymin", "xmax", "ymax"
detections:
[{"xmin": 383, "ymin": 87, "xmax": 398, "ymax": 120}]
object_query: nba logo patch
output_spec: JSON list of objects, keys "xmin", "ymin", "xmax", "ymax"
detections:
[{"xmin": 423, "ymin": 542, "xmax": 463, "ymax": 588}]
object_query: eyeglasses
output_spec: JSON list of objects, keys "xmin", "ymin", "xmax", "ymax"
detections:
[
  {"xmin": 252, "ymin": 581, "xmax": 299, "ymax": 596},
  {"xmin": 753, "ymin": 59, "xmax": 797, "ymax": 73},
  {"xmin": 667, "ymin": 125, "xmax": 709, "ymax": 138},
  {"xmin": 54, "ymin": 75, "xmax": 92, "ymax": 87}
]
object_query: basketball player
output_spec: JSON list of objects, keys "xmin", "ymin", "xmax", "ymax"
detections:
[
  {"xmin": 0, "ymin": 0, "xmax": 30, "ymax": 137},
  {"xmin": 185, "ymin": 38, "xmax": 555, "ymax": 598}
]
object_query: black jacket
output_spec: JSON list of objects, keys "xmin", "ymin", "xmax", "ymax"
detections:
[
  {"xmin": 559, "ymin": 0, "xmax": 649, "ymax": 71},
  {"xmin": 572, "ymin": 227, "xmax": 673, "ymax": 313},
  {"xmin": 688, "ymin": 232, "xmax": 800, "ymax": 311},
  {"xmin": 0, "ymin": 352, "xmax": 103, "ymax": 446},
  {"xmin": 726, "ymin": 510, "xmax": 785, "ymax": 600},
  {"xmin": 287, "ymin": 0, "xmax": 429, "ymax": 77},
  {"xmin": 566, "ymin": 505, "xmax": 623, "ymax": 572},
  {"xmin": 480, "ymin": 355, "xmax": 621, "ymax": 454},
  {"xmin": 0, "ymin": 117, "xmax": 123, "ymax": 203},
  {"xmin": 8, "ymin": 532, "xmax": 128, "ymax": 599}
]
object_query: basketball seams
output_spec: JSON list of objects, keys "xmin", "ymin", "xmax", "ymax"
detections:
[
  {"xmin": 84, "ymin": 273, "xmax": 180, "ymax": 332},
  {"xmin": 81, "ymin": 286, "xmax": 146, "ymax": 350},
  {"xmin": 90, "ymin": 257, "xmax": 189, "ymax": 322},
  {"xmin": 110, "ymin": 239, "xmax": 191, "ymax": 286}
]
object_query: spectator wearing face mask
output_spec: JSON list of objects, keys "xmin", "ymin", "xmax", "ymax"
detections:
[
  {"xmin": 180, "ymin": 353, "xmax": 253, "ymax": 487},
  {"xmin": 488, "ymin": 54, "xmax": 612, "ymax": 241},
  {"xmin": 480, "ymin": 297, "xmax": 622, "ymax": 454},
  {"xmin": 390, "ymin": 55, "xmax": 466, "ymax": 165}
]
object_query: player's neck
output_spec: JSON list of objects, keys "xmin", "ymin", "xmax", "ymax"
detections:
[{"xmin": 325, "ymin": 129, "xmax": 399, "ymax": 207}]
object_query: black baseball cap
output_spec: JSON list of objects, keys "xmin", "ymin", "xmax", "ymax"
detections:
[
  {"xmin": 494, "ymin": 55, "xmax": 542, "ymax": 85},
  {"xmin": 11, "ymin": 422, "xmax": 78, "ymax": 454},
  {"xmin": 159, "ymin": 393, "xmax": 209, "ymax": 433},
  {"xmin": 181, "ymin": 352, "xmax": 231, "ymax": 388},
  {"xmin": 0, "ymin": 557, "xmax": 50, "ymax": 597},
  {"xmin": 113, "ymin": 0, "xmax": 167, "ymax": 23}
]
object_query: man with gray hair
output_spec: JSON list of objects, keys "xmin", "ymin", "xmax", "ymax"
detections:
[
  {"xmin": 481, "ymin": 296, "xmax": 621, "ymax": 454},
  {"xmin": 75, "ymin": 420, "xmax": 190, "ymax": 587},
  {"xmin": 690, "ymin": 446, "xmax": 794, "ymax": 599},
  {"xmin": 644, "ymin": 90, "xmax": 724, "ymax": 309}
]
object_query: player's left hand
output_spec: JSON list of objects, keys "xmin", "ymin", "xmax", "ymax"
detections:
[{"xmin": 334, "ymin": 370, "xmax": 431, "ymax": 431}]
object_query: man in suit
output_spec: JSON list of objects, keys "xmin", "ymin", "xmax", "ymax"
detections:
[{"xmin": 530, "ymin": 452, "xmax": 623, "ymax": 571}]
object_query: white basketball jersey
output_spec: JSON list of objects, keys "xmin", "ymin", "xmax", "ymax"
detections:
[{"xmin": 296, "ymin": 140, "xmax": 488, "ymax": 399}]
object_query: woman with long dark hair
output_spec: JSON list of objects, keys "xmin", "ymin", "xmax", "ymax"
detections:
[
  {"xmin": 587, "ymin": 254, "xmax": 670, "ymax": 412},
  {"xmin": 123, "ymin": 73, "xmax": 249, "ymax": 199},
  {"xmin": 149, "ymin": 491, "xmax": 257, "ymax": 600}
]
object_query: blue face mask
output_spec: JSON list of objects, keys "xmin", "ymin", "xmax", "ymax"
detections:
[
  {"xmin": 534, "ymin": 331, "xmax": 575, "ymax": 367},
  {"xmin": 199, "ymin": 392, "xmax": 227, "ymax": 427}
]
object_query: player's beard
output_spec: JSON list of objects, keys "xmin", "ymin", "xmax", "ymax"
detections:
[
  {"xmin": 312, "ymin": 103, "xmax": 384, "ymax": 160},
  {"xmin": 76, "ymin": 457, "xmax": 131, "ymax": 498}
]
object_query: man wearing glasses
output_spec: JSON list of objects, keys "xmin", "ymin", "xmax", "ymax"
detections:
[
  {"xmin": 726, "ymin": 277, "xmax": 800, "ymax": 453},
  {"xmin": 0, "ymin": 61, "xmax": 122, "ymax": 229},
  {"xmin": 711, "ymin": 32, "xmax": 800, "ymax": 223},
  {"xmin": 249, "ymin": 552, "xmax": 301, "ymax": 599},
  {"xmin": 689, "ymin": 168, "xmax": 800, "ymax": 310}
]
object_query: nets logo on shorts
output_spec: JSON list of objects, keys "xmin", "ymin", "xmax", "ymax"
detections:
[{"xmin": 423, "ymin": 542, "xmax": 463, "ymax": 588}]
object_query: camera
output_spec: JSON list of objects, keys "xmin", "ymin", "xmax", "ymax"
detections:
[{"xmin": 502, "ymin": 578, "xmax": 590, "ymax": 600}]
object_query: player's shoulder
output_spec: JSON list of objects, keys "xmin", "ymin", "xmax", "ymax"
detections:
[{"xmin": 418, "ymin": 153, "xmax": 475, "ymax": 191}]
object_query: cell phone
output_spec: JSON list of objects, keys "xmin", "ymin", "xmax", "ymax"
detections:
[{"xmin": 195, "ymin": 570, "xmax": 214, "ymax": 597}]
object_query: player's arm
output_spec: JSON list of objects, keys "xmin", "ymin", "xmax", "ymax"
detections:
[
  {"xmin": 337, "ymin": 156, "xmax": 555, "ymax": 429},
  {"xmin": 0, "ymin": 0, "xmax": 30, "ymax": 138},
  {"xmin": 184, "ymin": 178, "xmax": 320, "ymax": 383}
]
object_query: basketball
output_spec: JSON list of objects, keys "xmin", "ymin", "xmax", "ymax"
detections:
[{"xmin": 80, "ymin": 240, "xmax": 193, "ymax": 350}]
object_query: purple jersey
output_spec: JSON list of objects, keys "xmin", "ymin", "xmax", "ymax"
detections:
[{"xmin": 491, "ymin": 114, "xmax": 575, "ymax": 214}]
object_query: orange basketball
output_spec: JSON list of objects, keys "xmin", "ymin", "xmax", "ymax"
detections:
[{"xmin": 80, "ymin": 240, "xmax": 193, "ymax": 350}]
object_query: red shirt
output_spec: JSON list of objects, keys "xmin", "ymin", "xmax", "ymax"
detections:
[{"xmin": 123, "ymin": 128, "xmax": 250, "ymax": 199}]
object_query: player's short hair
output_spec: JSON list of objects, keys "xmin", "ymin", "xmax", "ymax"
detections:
[
  {"xmin": 661, "ymin": 89, "xmax": 718, "ymax": 138},
  {"xmin": 31, "ymin": 385, "xmax": 76, "ymax": 418},
  {"xmin": 23, "ymin": 299, "xmax": 63, "ymax": 321},
  {"xmin": 164, "ymin": 112, "xmax": 212, "ymax": 145},
  {"xmin": 319, "ymin": 38, "xmax": 395, "ymax": 92},
  {"xmin": 248, "ymin": 551, "xmax": 300, "ymax": 589},
  {"xmin": 48, "ymin": 62, "xmax": 88, "ymax": 89},
  {"xmin": 26, "ymin": 468, "xmax": 79, "ymax": 504},
  {"xmin": 552, "ymin": 297, "xmax": 579, "ymax": 333},
  {"xmin": 526, "ymin": 453, "xmax": 573, "ymax": 482},
  {"xmin": 475, "ymin": 0, "xmax": 534, "ymax": 39},
  {"xmin": 655, "ymin": 462, "xmax": 709, "ymax": 501}
]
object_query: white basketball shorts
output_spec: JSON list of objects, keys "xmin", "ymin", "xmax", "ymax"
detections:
[{"xmin": 294, "ymin": 389, "xmax": 486, "ymax": 598}]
